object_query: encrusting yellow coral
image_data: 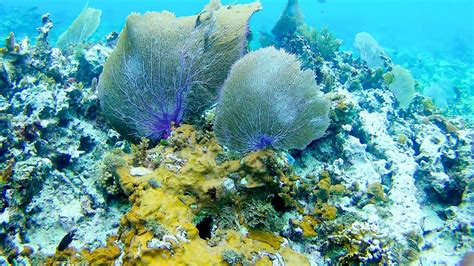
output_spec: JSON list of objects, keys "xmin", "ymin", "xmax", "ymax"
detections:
[
  {"xmin": 48, "ymin": 125, "xmax": 311, "ymax": 265},
  {"xmin": 292, "ymin": 215, "xmax": 319, "ymax": 238},
  {"xmin": 45, "ymin": 236, "xmax": 121, "ymax": 264},
  {"xmin": 316, "ymin": 203, "xmax": 337, "ymax": 220},
  {"xmin": 117, "ymin": 125, "xmax": 311, "ymax": 265},
  {"xmin": 367, "ymin": 182, "xmax": 387, "ymax": 203}
]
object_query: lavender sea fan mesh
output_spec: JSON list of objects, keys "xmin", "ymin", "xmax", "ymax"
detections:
[
  {"xmin": 354, "ymin": 32, "xmax": 385, "ymax": 69},
  {"xmin": 98, "ymin": 12, "xmax": 212, "ymax": 140},
  {"xmin": 214, "ymin": 47, "xmax": 330, "ymax": 153},
  {"xmin": 98, "ymin": 2, "xmax": 261, "ymax": 140}
]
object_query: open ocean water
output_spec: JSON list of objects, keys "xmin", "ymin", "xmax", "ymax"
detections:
[{"xmin": 0, "ymin": 0, "xmax": 473, "ymax": 265}]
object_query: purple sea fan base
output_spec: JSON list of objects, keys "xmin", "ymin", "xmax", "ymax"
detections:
[
  {"xmin": 147, "ymin": 110, "xmax": 183, "ymax": 139},
  {"xmin": 214, "ymin": 47, "xmax": 330, "ymax": 154},
  {"xmin": 98, "ymin": 12, "xmax": 216, "ymax": 141},
  {"xmin": 252, "ymin": 134, "xmax": 276, "ymax": 150}
]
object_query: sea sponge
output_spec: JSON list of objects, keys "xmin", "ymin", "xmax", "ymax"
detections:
[
  {"xmin": 98, "ymin": 2, "xmax": 261, "ymax": 140},
  {"xmin": 214, "ymin": 47, "xmax": 330, "ymax": 153},
  {"xmin": 388, "ymin": 65, "xmax": 415, "ymax": 110},
  {"xmin": 56, "ymin": 7, "xmax": 102, "ymax": 50}
]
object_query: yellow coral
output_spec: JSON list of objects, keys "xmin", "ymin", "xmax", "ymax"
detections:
[
  {"xmin": 44, "ymin": 237, "xmax": 121, "ymax": 265},
  {"xmin": 329, "ymin": 184, "xmax": 346, "ymax": 196},
  {"xmin": 292, "ymin": 215, "xmax": 318, "ymax": 238},
  {"xmin": 367, "ymin": 182, "xmax": 386, "ymax": 203},
  {"xmin": 315, "ymin": 176, "xmax": 331, "ymax": 201},
  {"xmin": 316, "ymin": 203, "xmax": 337, "ymax": 220},
  {"xmin": 248, "ymin": 230, "xmax": 284, "ymax": 249},
  {"xmin": 240, "ymin": 149, "xmax": 280, "ymax": 188},
  {"xmin": 59, "ymin": 124, "xmax": 310, "ymax": 265},
  {"xmin": 398, "ymin": 134, "xmax": 408, "ymax": 145}
]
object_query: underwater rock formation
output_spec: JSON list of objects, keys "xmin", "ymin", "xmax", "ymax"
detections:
[
  {"xmin": 98, "ymin": 1, "xmax": 261, "ymax": 140},
  {"xmin": 0, "ymin": 14, "xmax": 125, "ymax": 260},
  {"xmin": 214, "ymin": 47, "xmax": 330, "ymax": 153}
]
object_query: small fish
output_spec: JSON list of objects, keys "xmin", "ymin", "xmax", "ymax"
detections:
[
  {"xmin": 57, "ymin": 230, "xmax": 76, "ymax": 251},
  {"xmin": 318, "ymin": 0, "xmax": 326, "ymax": 3}
]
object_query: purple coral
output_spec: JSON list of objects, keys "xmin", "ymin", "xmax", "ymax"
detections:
[
  {"xmin": 98, "ymin": 12, "xmax": 214, "ymax": 140},
  {"xmin": 97, "ymin": 3, "xmax": 261, "ymax": 140},
  {"xmin": 252, "ymin": 134, "xmax": 276, "ymax": 150},
  {"xmin": 214, "ymin": 47, "xmax": 330, "ymax": 153}
]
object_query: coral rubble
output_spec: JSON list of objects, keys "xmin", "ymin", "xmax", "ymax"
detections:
[{"xmin": 0, "ymin": 13, "xmax": 125, "ymax": 262}]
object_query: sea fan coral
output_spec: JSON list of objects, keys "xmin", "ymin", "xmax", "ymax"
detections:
[
  {"xmin": 388, "ymin": 65, "xmax": 415, "ymax": 110},
  {"xmin": 354, "ymin": 32, "xmax": 385, "ymax": 69},
  {"xmin": 98, "ymin": 2, "xmax": 261, "ymax": 140},
  {"xmin": 56, "ymin": 6, "xmax": 102, "ymax": 50},
  {"xmin": 271, "ymin": 0, "xmax": 304, "ymax": 40},
  {"xmin": 214, "ymin": 47, "xmax": 330, "ymax": 153},
  {"xmin": 98, "ymin": 12, "xmax": 212, "ymax": 140}
]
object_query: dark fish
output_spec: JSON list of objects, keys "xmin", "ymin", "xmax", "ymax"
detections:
[
  {"xmin": 318, "ymin": 0, "xmax": 326, "ymax": 3},
  {"xmin": 57, "ymin": 230, "xmax": 76, "ymax": 251}
]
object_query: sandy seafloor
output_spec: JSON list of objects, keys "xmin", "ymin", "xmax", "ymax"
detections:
[{"xmin": 0, "ymin": 0, "xmax": 472, "ymax": 265}]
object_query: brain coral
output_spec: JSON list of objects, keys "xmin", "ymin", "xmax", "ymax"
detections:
[
  {"xmin": 98, "ymin": 2, "xmax": 261, "ymax": 140},
  {"xmin": 214, "ymin": 47, "xmax": 330, "ymax": 153}
]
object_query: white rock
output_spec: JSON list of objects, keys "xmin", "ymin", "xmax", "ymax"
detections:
[{"xmin": 130, "ymin": 167, "xmax": 153, "ymax": 176}]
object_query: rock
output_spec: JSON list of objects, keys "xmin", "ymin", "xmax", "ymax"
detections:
[{"xmin": 130, "ymin": 167, "xmax": 153, "ymax": 176}]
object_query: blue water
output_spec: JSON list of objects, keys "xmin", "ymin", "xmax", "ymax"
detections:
[{"xmin": 2, "ymin": 0, "xmax": 473, "ymax": 62}]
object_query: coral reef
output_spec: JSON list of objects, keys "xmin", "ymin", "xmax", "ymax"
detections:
[
  {"xmin": 214, "ymin": 47, "xmax": 330, "ymax": 153},
  {"xmin": 0, "ymin": 13, "xmax": 125, "ymax": 261},
  {"xmin": 298, "ymin": 26, "xmax": 342, "ymax": 60},
  {"xmin": 0, "ymin": 0, "xmax": 471, "ymax": 265},
  {"xmin": 45, "ymin": 125, "xmax": 314, "ymax": 265},
  {"xmin": 394, "ymin": 50, "xmax": 473, "ymax": 124},
  {"xmin": 98, "ymin": 1, "xmax": 261, "ymax": 140}
]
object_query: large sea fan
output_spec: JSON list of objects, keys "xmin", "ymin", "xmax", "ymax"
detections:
[{"xmin": 215, "ymin": 47, "xmax": 330, "ymax": 153}]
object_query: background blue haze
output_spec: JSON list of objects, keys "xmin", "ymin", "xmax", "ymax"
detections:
[{"xmin": 1, "ymin": 0, "xmax": 473, "ymax": 62}]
